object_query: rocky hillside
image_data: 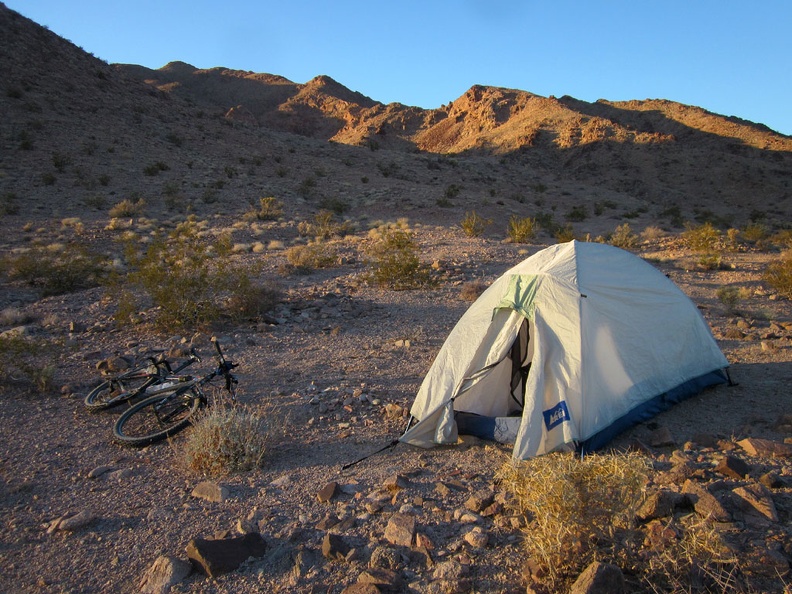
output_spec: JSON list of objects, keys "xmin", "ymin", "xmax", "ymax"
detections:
[{"xmin": 1, "ymin": 2, "xmax": 791, "ymax": 233}]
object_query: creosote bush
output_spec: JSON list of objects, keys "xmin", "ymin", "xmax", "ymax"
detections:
[
  {"xmin": 109, "ymin": 198, "xmax": 146, "ymax": 218},
  {"xmin": 251, "ymin": 196, "xmax": 283, "ymax": 221},
  {"xmin": 297, "ymin": 210, "xmax": 352, "ymax": 240},
  {"xmin": 181, "ymin": 404, "xmax": 270, "ymax": 477},
  {"xmin": 114, "ymin": 219, "xmax": 276, "ymax": 328},
  {"xmin": 506, "ymin": 215, "xmax": 537, "ymax": 243},
  {"xmin": 763, "ymin": 251, "xmax": 792, "ymax": 298},
  {"xmin": 459, "ymin": 211, "xmax": 491, "ymax": 238},
  {"xmin": 284, "ymin": 242, "xmax": 337, "ymax": 272},
  {"xmin": 683, "ymin": 222, "xmax": 721, "ymax": 252},
  {"xmin": 366, "ymin": 228, "xmax": 432, "ymax": 290},
  {"xmin": 2, "ymin": 243, "xmax": 108, "ymax": 296},
  {"xmin": 608, "ymin": 223, "xmax": 639, "ymax": 249},
  {"xmin": 0, "ymin": 333, "xmax": 56, "ymax": 394}
]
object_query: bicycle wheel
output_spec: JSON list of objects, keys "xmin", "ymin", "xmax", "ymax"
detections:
[
  {"xmin": 112, "ymin": 386, "xmax": 204, "ymax": 447},
  {"xmin": 84, "ymin": 366, "xmax": 158, "ymax": 412}
]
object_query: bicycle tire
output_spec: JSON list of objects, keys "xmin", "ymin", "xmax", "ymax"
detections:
[
  {"xmin": 112, "ymin": 385, "xmax": 204, "ymax": 447},
  {"xmin": 84, "ymin": 367, "xmax": 157, "ymax": 412}
]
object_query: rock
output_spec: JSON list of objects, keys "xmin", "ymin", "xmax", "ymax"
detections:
[
  {"xmin": 316, "ymin": 513, "xmax": 339, "ymax": 531},
  {"xmin": 463, "ymin": 526, "xmax": 488, "ymax": 548},
  {"xmin": 637, "ymin": 489, "xmax": 685, "ymax": 521},
  {"xmin": 432, "ymin": 559, "xmax": 467, "ymax": 581},
  {"xmin": 48, "ymin": 510, "xmax": 95, "ymax": 532},
  {"xmin": 384, "ymin": 403, "xmax": 405, "ymax": 420},
  {"xmin": 759, "ymin": 471, "xmax": 784, "ymax": 489},
  {"xmin": 569, "ymin": 561, "xmax": 626, "ymax": 594},
  {"xmin": 384, "ymin": 513, "xmax": 415, "ymax": 547},
  {"xmin": 340, "ymin": 584, "xmax": 380, "ymax": 594},
  {"xmin": 191, "ymin": 481, "xmax": 229, "ymax": 503},
  {"xmin": 317, "ymin": 481, "xmax": 338, "ymax": 503},
  {"xmin": 464, "ymin": 489, "xmax": 494, "ymax": 513},
  {"xmin": 682, "ymin": 480, "xmax": 731, "ymax": 522},
  {"xmin": 321, "ymin": 532, "xmax": 351, "ymax": 562},
  {"xmin": 642, "ymin": 519, "xmax": 679, "ymax": 550},
  {"xmin": 732, "ymin": 483, "xmax": 779, "ymax": 521},
  {"xmin": 357, "ymin": 567, "xmax": 404, "ymax": 591},
  {"xmin": 186, "ymin": 533, "xmax": 267, "ymax": 577},
  {"xmin": 714, "ymin": 455, "xmax": 752, "ymax": 480},
  {"xmin": 139, "ymin": 555, "xmax": 192, "ymax": 594},
  {"xmin": 369, "ymin": 545, "xmax": 401, "ymax": 570},
  {"xmin": 738, "ymin": 437, "xmax": 792, "ymax": 458},
  {"xmin": 691, "ymin": 433, "xmax": 719, "ymax": 448},
  {"xmin": 648, "ymin": 426, "xmax": 675, "ymax": 447},
  {"xmin": 87, "ymin": 465, "xmax": 114, "ymax": 479},
  {"xmin": 384, "ymin": 474, "xmax": 409, "ymax": 491}
]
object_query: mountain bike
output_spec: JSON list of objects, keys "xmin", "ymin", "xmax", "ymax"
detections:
[
  {"xmin": 112, "ymin": 337, "xmax": 238, "ymax": 447},
  {"xmin": 84, "ymin": 349, "xmax": 200, "ymax": 412}
]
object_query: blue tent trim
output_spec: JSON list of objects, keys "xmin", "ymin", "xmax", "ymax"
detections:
[{"xmin": 578, "ymin": 368, "xmax": 730, "ymax": 453}]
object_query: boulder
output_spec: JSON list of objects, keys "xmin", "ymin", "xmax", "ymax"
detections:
[{"xmin": 186, "ymin": 533, "xmax": 267, "ymax": 577}]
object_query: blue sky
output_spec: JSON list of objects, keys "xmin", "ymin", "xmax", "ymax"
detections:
[{"xmin": 8, "ymin": 1, "xmax": 792, "ymax": 135}]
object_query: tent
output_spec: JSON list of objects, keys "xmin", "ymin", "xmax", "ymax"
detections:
[{"xmin": 400, "ymin": 240, "xmax": 729, "ymax": 459}]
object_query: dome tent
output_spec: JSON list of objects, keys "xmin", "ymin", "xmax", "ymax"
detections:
[{"xmin": 400, "ymin": 241, "xmax": 729, "ymax": 459}]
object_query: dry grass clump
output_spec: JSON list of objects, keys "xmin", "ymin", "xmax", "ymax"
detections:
[
  {"xmin": 498, "ymin": 452, "xmax": 649, "ymax": 588},
  {"xmin": 181, "ymin": 404, "xmax": 271, "ymax": 477},
  {"xmin": 459, "ymin": 280, "xmax": 488, "ymax": 301}
]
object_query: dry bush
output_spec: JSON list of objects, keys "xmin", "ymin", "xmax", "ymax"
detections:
[
  {"xmin": 460, "ymin": 280, "xmax": 488, "ymax": 301},
  {"xmin": 641, "ymin": 226, "xmax": 666, "ymax": 242},
  {"xmin": 0, "ymin": 333, "xmax": 56, "ymax": 394},
  {"xmin": 764, "ymin": 250, "xmax": 792, "ymax": 298},
  {"xmin": 297, "ymin": 210, "xmax": 352, "ymax": 240},
  {"xmin": 109, "ymin": 198, "xmax": 146, "ymax": 218},
  {"xmin": 609, "ymin": 223, "xmax": 639, "ymax": 249},
  {"xmin": 506, "ymin": 215, "xmax": 538, "ymax": 243},
  {"xmin": 181, "ymin": 404, "xmax": 271, "ymax": 477},
  {"xmin": 459, "ymin": 211, "xmax": 492, "ymax": 238},
  {"xmin": 365, "ymin": 228, "xmax": 433, "ymax": 290},
  {"xmin": 683, "ymin": 222, "xmax": 722, "ymax": 252},
  {"xmin": 498, "ymin": 452, "xmax": 649, "ymax": 588},
  {"xmin": 2, "ymin": 243, "xmax": 108, "ymax": 296},
  {"xmin": 285, "ymin": 242, "xmax": 337, "ymax": 272},
  {"xmin": 246, "ymin": 196, "xmax": 283, "ymax": 221}
]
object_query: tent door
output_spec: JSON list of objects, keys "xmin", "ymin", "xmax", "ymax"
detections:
[{"xmin": 509, "ymin": 318, "xmax": 531, "ymax": 411}]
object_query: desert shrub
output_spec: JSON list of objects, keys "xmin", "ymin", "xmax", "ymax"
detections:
[
  {"xmin": 641, "ymin": 226, "xmax": 665, "ymax": 242},
  {"xmin": 252, "ymin": 196, "xmax": 283, "ymax": 221},
  {"xmin": 608, "ymin": 223, "xmax": 638, "ymax": 249},
  {"xmin": 0, "ymin": 333, "xmax": 56, "ymax": 394},
  {"xmin": 143, "ymin": 161, "xmax": 169, "ymax": 176},
  {"xmin": 444, "ymin": 184, "xmax": 462, "ymax": 199},
  {"xmin": 764, "ymin": 251, "xmax": 792, "ymax": 298},
  {"xmin": 534, "ymin": 211, "xmax": 557, "ymax": 235},
  {"xmin": 498, "ymin": 452, "xmax": 649, "ymax": 590},
  {"xmin": 284, "ymin": 243, "xmax": 337, "ymax": 272},
  {"xmin": 565, "ymin": 204, "xmax": 587, "ymax": 222},
  {"xmin": 716, "ymin": 285, "xmax": 743, "ymax": 313},
  {"xmin": 0, "ymin": 192, "xmax": 20, "ymax": 215},
  {"xmin": 506, "ymin": 215, "xmax": 537, "ymax": 243},
  {"xmin": 2, "ymin": 243, "xmax": 108, "ymax": 296},
  {"xmin": 297, "ymin": 210, "xmax": 351, "ymax": 240},
  {"xmin": 697, "ymin": 252, "xmax": 724, "ymax": 270},
  {"xmin": 660, "ymin": 205, "xmax": 685, "ymax": 227},
  {"xmin": 181, "ymin": 404, "xmax": 270, "ymax": 477},
  {"xmin": 683, "ymin": 222, "xmax": 721, "ymax": 252},
  {"xmin": 459, "ymin": 280, "xmax": 488, "ymax": 301},
  {"xmin": 741, "ymin": 223, "xmax": 768, "ymax": 244},
  {"xmin": 366, "ymin": 228, "xmax": 432, "ymax": 290},
  {"xmin": 109, "ymin": 198, "xmax": 146, "ymax": 218},
  {"xmin": 116, "ymin": 219, "xmax": 267, "ymax": 328},
  {"xmin": 319, "ymin": 196, "xmax": 350, "ymax": 215},
  {"xmin": 459, "ymin": 211, "xmax": 491, "ymax": 238},
  {"xmin": 554, "ymin": 224, "xmax": 576, "ymax": 243}
]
